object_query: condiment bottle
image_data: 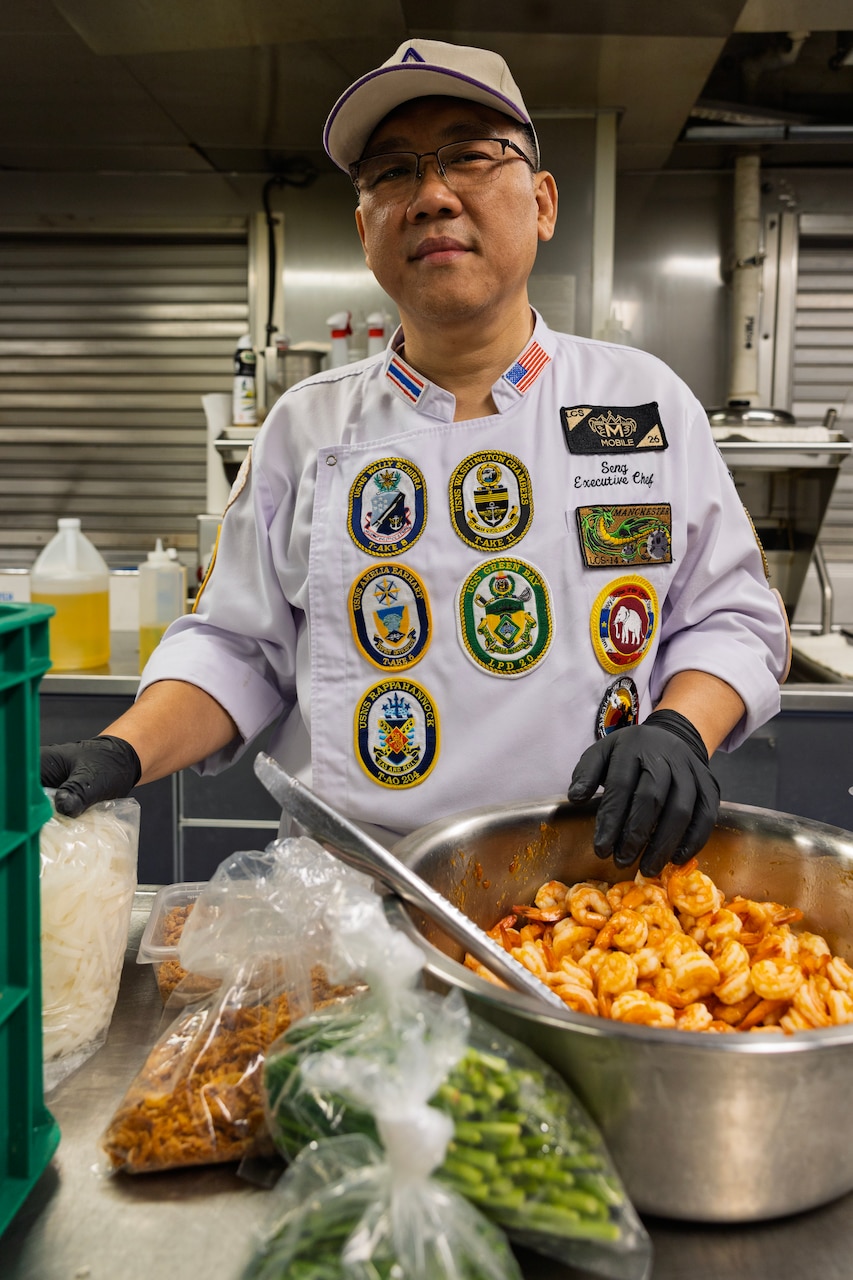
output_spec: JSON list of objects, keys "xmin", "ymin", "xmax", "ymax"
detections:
[
  {"xmin": 31, "ymin": 517, "xmax": 110, "ymax": 670},
  {"xmin": 232, "ymin": 334, "xmax": 258, "ymax": 424},
  {"xmin": 138, "ymin": 539, "xmax": 186, "ymax": 672}
]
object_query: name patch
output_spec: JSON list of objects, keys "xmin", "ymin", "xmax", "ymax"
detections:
[
  {"xmin": 448, "ymin": 450, "xmax": 533, "ymax": 551},
  {"xmin": 348, "ymin": 563, "xmax": 431, "ymax": 670},
  {"xmin": 457, "ymin": 556, "xmax": 552, "ymax": 677},
  {"xmin": 354, "ymin": 678, "xmax": 439, "ymax": 788},
  {"xmin": 591, "ymin": 576, "xmax": 658, "ymax": 674},
  {"xmin": 348, "ymin": 457, "xmax": 426, "ymax": 556},
  {"xmin": 562, "ymin": 402, "xmax": 667, "ymax": 454},
  {"xmin": 576, "ymin": 503, "xmax": 672, "ymax": 568}
]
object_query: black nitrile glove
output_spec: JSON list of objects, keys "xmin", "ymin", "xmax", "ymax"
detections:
[
  {"xmin": 40, "ymin": 735, "xmax": 142, "ymax": 818},
  {"xmin": 567, "ymin": 709, "xmax": 720, "ymax": 877}
]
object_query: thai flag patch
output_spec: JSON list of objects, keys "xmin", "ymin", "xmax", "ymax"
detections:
[
  {"xmin": 503, "ymin": 340, "xmax": 550, "ymax": 394},
  {"xmin": 387, "ymin": 355, "xmax": 426, "ymax": 404}
]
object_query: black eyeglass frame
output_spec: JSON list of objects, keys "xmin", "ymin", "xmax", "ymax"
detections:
[{"xmin": 348, "ymin": 136, "xmax": 536, "ymax": 197}]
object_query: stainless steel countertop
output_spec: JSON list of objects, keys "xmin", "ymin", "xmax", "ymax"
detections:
[
  {"xmin": 4, "ymin": 891, "xmax": 853, "ymax": 1279},
  {"xmin": 41, "ymin": 631, "xmax": 141, "ymax": 696}
]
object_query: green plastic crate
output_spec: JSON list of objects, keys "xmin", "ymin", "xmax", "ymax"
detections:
[{"xmin": 0, "ymin": 602, "xmax": 60, "ymax": 1237}]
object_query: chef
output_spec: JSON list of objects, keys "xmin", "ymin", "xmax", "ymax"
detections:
[{"xmin": 41, "ymin": 38, "xmax": 790, "ymax": 877}]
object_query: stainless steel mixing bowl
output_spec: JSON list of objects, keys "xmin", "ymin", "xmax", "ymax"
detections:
[{"xmin": 390, "ymin": 799, "xmax": 853, "ymax": 1223}]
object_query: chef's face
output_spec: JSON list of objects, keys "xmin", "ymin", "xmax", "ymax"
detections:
[{"xmin": 353, "ymin": 97, "xmax": 557, "ymax": 332}]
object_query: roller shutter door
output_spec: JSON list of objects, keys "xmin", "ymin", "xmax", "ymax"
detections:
[{"xmin": 0, "ymin": 225, "xmax": 249, "ymax": 569}]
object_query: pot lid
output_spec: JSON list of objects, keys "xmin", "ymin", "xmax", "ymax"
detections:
[{"xmin": 706, "ymin": 404, "xmax": 797, "ymax": 427}]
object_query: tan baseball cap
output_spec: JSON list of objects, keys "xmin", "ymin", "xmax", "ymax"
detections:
[{"xmin": 324, "ymin": 38, "xmax": 538, "ymax": 172}]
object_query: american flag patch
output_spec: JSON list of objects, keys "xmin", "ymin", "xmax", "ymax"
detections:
[
  {"xmin": 387, "ymin": 355, "xmax": 426, "ymax": 404},
  {"xmin": 503, "ymin": 340, "xmax": 550, "ymax": 394}
]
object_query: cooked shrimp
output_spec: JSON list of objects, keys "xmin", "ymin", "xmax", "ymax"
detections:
[
  {"xmin": 568, "ymin": 883, "xmax": 612, "ymax": 927},
  {"xmin": 605, "ymin": 880, "xmax": 637, "ymax": 912},
  {"xmin": 552, "ymin": 981, "xmax": 600, "ymax": 1017},
  {"xmin": 664, "ymin": 946, "xmax": 720, "ymax": 1005},
  {"xmin": 749, "ymin": 923, "xmax": 799, "ymax": 964},
  {"xmin": 737, "ymin": 997, "xmax": 787, "ymax": 1031},
  {"xmin": 751, "ymin": 957, "xmax": 804, "ymax": 1003},
  {"xmin": 596, "ymin": 951, "xmax": 639, "ymax": 1015},
  {"xmin": 550, "ymin": 919, "xmax": 597, "ymax": 964},
  {"xmin": 633, "ymin": 946, "xmax": 662, "ymax": 980},
  {"xmin": 827, "ymin": 989, "xmax": 853, "ymax": 1025},
  {"xmin": 827, "ymin": 955, "xmax": 853, "ymax": 994},
  {"xmin": 798, "ymin": 931, "xmax": 831, "ymax": 976},
  {"xmin": 487, "ymin": 914, "xmax": 521, "ymax": 951},
  {"xmin": 510, "ymin": 940, "xmax": 550, "ymax": 981},
  {"xmin": 595, "ymin": 907, "xmax": 649, "ymax": 953},
  {"xmin": 676, "ymin": 1002, "xmax": 714, "ymax": 1032},
  {"xmin": 792, "ymin": 975, "xmax": 833, "ymax": 1028},
  {"xmin": 704, "ymin": 907, "xmax": 743, "ymax": 948},
  {"xmin": 534, "ymin": 879, "xmax": 571, "ymax": 913},
  {"xmin": 463, "ymin": 955, "xmax": 509, "ymax": 988},
  {"xmin": 665, "ymin": 858, "xmax": 724, "ymax": 917},
  {"xmin": 621, "ymin": 881, "xmax": 669, "ymax": 911},
  {"xmin": 713, "ymin": 938, "xmax": 754, "ymax": 1005},
  {"xmin": 609, "ymin": 989, "xmax": 676, "ymax": 1028}
]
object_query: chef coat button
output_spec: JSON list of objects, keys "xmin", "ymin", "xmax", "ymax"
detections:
[{"xmin": 326, "ymin": 455, "xmax": 337, "ymax": 466}]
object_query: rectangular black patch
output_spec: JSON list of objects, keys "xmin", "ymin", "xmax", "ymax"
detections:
[{"xmin": 561, "ymin": 402, "xmax": 668, "ymax": 454}]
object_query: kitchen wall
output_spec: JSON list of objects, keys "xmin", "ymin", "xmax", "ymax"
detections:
[{"xmin": 3, "ymin": 160, "xmax": 853, "ymax": 617}]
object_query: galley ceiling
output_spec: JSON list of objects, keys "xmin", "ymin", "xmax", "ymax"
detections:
[{"xmin": 1, "ymin": 0, "xmax": 851, "ymax": 178}]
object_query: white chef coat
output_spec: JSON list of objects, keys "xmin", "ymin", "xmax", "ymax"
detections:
[{"xmin": 140, "ymin": 312, "xmax": 788, "ymax": 840}]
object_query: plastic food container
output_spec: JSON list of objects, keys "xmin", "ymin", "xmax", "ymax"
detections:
[{"xmin": 137, "ymin": 882, "xmax": 208, "ymax": 1002}]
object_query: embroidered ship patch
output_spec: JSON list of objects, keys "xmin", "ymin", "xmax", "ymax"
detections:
[
  {"xmin": 456, "ymin": 556, "xmax": 553, "ymax": 677},
  {"xmin": 348, "ymin": 563, "xmax": 431, "ymax": 670},
  {"xmin": 354, "ymin": 678, "xmax": 439, "ymax": 787},
  {"xmin": 448, "ymin": 450, "xmax": 533, "ymax": 551},
  {"xmin": 348, "ymin": 457, "xmax": 426, "ymax": 556}
]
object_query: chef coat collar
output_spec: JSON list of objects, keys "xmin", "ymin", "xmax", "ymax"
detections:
[{"xmin": 383, "ymin": 311, "xmax": 555, "ymax": 421}]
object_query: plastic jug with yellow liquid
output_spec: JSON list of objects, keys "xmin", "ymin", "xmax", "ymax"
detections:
[{"xmin": 31, "ymin": 517, "xmax": 110, "ymax": 670}]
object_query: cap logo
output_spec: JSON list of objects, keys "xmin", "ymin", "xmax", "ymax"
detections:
[{"xmin": 401, "ymin": 47, "xmax": 426, "ymax": 63}]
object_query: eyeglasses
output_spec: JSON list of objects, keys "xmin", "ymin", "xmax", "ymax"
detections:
[{"xmin": 349, "ymin": 137, "xmax": 535, "ymax": 201}]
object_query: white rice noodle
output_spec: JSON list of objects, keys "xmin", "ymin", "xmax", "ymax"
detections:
[{"xmin": 40, "ymin": 800, "xmax": 138, "ymax": 1073}]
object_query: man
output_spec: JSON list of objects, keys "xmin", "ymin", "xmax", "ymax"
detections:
[{"xmin": 42, "ymin": 39, "xmax": 789, "ymax": 876}]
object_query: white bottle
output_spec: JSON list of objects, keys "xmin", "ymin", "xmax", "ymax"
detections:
[
  {"xmin": 326, "ymin": 310, "xmax": 352, "ymax": 368},
  {"xmin": 367, "ymin": 311, "xmax": 387, "ymax": 356},
  {"xmin": 30, "ymin": 518, "xmax": 110, "ymax": 670},
  {"xmin": 232, "ymin": 334, "xmax": 258, "ymax": 424},
  {"xmin": 138, "ymin": 539, "xmax": 186, "ymax": 672}
]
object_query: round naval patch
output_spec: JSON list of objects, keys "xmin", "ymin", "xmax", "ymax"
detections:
[
  {"xmin": 348, "ymin": 457, "xmax": 426, "ymax": 556},
  {"xmin": 355, "ymin": 678, "xmax": 439, "ymax": 788},
  {"xmin": 457, "ymin": 556, "xmax": 552, "ymax": 677},
  {"xmin": 348, "ymin": 563, "xmax": 431, "ymax": 670},
  {"xmin": 595, "ymin": 676, "xmax": 640, "ymax": 738},
  {"xmin": 591, "ymin": 576, "xmax": 658, "ymax": 674},
  {"xmin": 448, "ymin": 450, "xmax": 532, "ymax": 551}
]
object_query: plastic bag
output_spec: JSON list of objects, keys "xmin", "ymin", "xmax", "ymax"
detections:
[
  {"xmin": 39, "ymin": 794, "xmax": 139, "ymax": 1092},
  {"xmin": 247, "ymin": 1024, "xmax": 523, "ymax": 1280},
  {"xmin": 100, "ymin": 837, "xmax": 367, "ymax": 1173},
  {"xmin": 262, "ymin": 886, "xmax": 652, "ymax": 1280}
]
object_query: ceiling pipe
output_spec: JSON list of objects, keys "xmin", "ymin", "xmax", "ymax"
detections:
[{"xmin": 728, "ymin": 153, "xmax": 763, "ymax": 408}]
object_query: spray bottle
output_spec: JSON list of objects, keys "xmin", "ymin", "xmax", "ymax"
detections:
[
  {"xmin": 138, "ymin": 539, "xmax": 186, "ymax": 672},
  {"xmin": 31, "ymin": 517, "xmax": 111, "ymax": 670},
  {"xmin": 326, "ymin": 310, "xmax": 352, "ymax": 368},
  {"xmin": 366, "ymin": 311, "xmax": 387, "ymax": 356},
  {"xmin": 232, "ymin": 334, "xmax": 258, "ymax": 424}
]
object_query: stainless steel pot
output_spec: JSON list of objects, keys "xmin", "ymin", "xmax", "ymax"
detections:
[{"xmin": 390, "ymin": 799, "xmax": 853, "ymax": 1223}]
